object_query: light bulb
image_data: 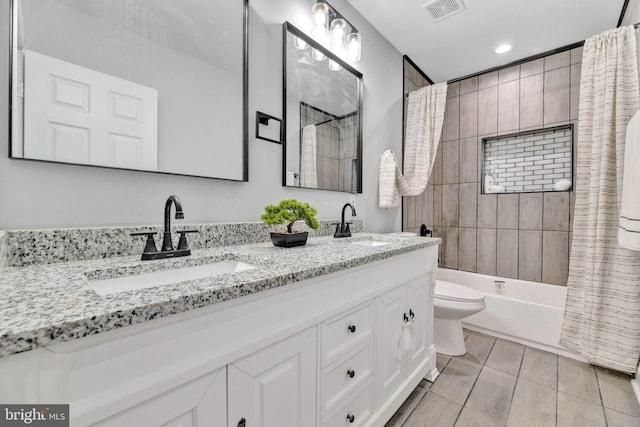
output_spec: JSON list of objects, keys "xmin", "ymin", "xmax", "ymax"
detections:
[
  {"xmin": 331, "ymin": 39, "xmax": 346, "ymax": 59},
  {"xmin": 329, "ymin": 59, "xmax": 342, "ymax": 71},
  {"xmin": 347, "ymin": 33, "xmax": 361, "ymax": 62},
  {"xmin": 312, "ymin": 48, "xmax": 326, "ymax": 61},
  {"xmin": 330, "ymin": 19, "xmax": 346, "ymax": 41},
  {"xmin": 312, "ymin": 3, "xmax": 329, "ymax": 27},
  {"xmin": 294, "ymin": 36, "xmax": 308, "ymax": 50},
  {"xmin": 311, "ymin": 25, "xmax": 329, "ymax": 46}
]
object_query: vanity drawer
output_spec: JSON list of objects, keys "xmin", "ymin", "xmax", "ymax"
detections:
[
  {"xmin": 321, "ymin": 343, "xmax": 373, "ymax": 417},
  {"xmin": 321, "ymin": 380, "xmax": 373, "ymax": 427},
  {"xmin": 322, "ymin": 302, "xmax": 373, "ymax": 366}
]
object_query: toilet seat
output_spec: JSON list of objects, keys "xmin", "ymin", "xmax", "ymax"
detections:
[{"xmin": 435, "ymin": 280, "xmax": 484, "ymax": 302}]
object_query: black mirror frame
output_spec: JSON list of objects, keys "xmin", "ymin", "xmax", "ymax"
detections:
[{"xmin": 281, "ymin": 21, "xmax": 363, "ymax": 193}]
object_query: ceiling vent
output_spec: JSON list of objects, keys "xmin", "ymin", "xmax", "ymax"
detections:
[{"xmin": 422, "ymin": 0, "xmax": 466, "ymax": 22}]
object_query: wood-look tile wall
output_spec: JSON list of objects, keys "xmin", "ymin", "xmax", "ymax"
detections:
[{"xmin": 403, "ymin": 49, "xmax": 582, "ymax": 285}]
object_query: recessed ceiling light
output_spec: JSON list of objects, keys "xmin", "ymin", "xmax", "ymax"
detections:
[{"xmin": 495, "ymin": 44, "xmax": 513, "ymax": 54}]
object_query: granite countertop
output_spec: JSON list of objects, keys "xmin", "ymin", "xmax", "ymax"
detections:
[{"xmin": 0, "ymin": 233, "xmax": 440, "ymax": 358}]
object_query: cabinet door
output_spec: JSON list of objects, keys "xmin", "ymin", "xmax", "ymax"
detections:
[
  {"xmin": 405, "ymin": 276, "xmax": 430, "ymax": 376},
  {"xmin": 374, "ymin": 285, "xmax": 407, "ymax": 407},
  {"xmin": 90, "ymin": 367, "xmax": 226, "ymax": 427},
  {"xmin": 228, "ymin": 327, "xmax": 317, "ymax": 427}
]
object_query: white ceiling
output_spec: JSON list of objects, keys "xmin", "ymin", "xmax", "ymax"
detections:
[{"xmin": 346, "ymin": 0, "xmax": 627, "ymax": 82}]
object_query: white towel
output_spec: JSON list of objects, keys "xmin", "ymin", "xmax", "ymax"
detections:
[
  {"xmin": 300, "ymin": 125, "xmax": 317, "ymax": 188},
  {"xmin": 554, "ymin": 179, "xmax": 572, "ymax": 191},
  {"xmin": 486, "ymin": 185, "xmax": 505, "ymax": 193},
  {"xmin": 619, "ymin": 110, "xmax": 640, "ymax": 250},
  {"xmin": 379, "ymin": 149, "xmax": 402, "ymax": 208}
]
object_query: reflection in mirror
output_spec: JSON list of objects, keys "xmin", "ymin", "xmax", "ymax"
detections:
[
  {"xmin": 9, "ymin": 0, "xmax": 248, "ymax": 181},
  {"xmin": 283, "ymin": 22, "xmax": 362, "ymax": 193}
]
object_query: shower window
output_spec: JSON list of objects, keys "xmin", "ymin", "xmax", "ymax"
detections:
[{"xmin": 481, "ymin": 124, "xmax": 573, "ymax": 194}]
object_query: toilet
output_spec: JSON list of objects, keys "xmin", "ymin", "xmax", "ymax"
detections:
[{"xmin": 434, "ymin": 280, "xmax": 486, "ymax": 356}]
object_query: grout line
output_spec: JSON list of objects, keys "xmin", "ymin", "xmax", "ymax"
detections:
[
  {"xmin": 594, "ymin": 367, "xmax": 611, "ymax": 427},
  {"xmin": 453, "ymin": 336, "xmax": 499, "ymax": 423},
  {"xmin": 503, "ymin": 346, "xmax": 527, "ymax": 427},
  {"xmin": 393, "ymin": 381, "xmax": 431, "ymax": 426}
]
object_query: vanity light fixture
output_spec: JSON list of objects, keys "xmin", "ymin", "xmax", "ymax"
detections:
[
  {"xmin": 495, "ymin": 43, "xmax": 513, "ymax": 54},
  {"xmin": 310, "ymin": 2, "xmax": 361, "ymax": 67}
]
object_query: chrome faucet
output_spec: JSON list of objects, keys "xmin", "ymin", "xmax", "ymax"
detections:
[
  {"xmin": 130, "ymin": 195, "xmax": 198, "ymax": 261},
  {"xmin": 334, "ymin": 203, "xmax": 357, "ymax": 238},
  {"xmin": 162, "ymin": 195, "xmax": 184, "ymax": 251}
]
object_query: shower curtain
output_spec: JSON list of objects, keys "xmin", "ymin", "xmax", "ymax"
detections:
[
  {"xmin": 379, "ymin": 83, "xmax": 447, "ymax": 208},
  {"xmin": 560, "ymin": 26, "xmax": 640, "ymax": 373},
  {"xmin": 300, "ymin": 124, "xmax": 317, "ymax": 188}
]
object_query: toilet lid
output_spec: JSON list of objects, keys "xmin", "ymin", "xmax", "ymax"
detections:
[{"xmin": 435, "ymin": 280, "xmax": 485, "ymax": 302}]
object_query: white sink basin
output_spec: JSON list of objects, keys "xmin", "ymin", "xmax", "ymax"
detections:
[
  {"xmin": 89, "ymin": 261, "xmax": 256, "ymax": 295},
  {"xmin": 351, "ymin": 240, "xmax": 391, "ymax": 247}
]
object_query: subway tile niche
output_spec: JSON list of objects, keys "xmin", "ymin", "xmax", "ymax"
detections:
[{"xmin": 482, "ymin": 124, "xmax": 573, "ymax": 194}]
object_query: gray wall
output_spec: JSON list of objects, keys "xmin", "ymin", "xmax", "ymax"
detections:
[
  {"xmin": 0, "ymin": 0, "xmax": 403, "ymax": 231},
  {"xmin": 404, "ymin": 50, "xmax": 582, "ymax": 286}
]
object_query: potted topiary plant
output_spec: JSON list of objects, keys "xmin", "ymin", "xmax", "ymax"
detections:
[{"xmin": 261, "ymin": 199, "xmax": 319, "ymax": 247}]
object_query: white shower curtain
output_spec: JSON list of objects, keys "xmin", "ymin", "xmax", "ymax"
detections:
[
  {"xmin": 379, "ymin": 83, "xmax": 447, "ymax": 208},
  {"xmin": 560, "ymin": 25, "xmax": 640, "ymax": 373}
]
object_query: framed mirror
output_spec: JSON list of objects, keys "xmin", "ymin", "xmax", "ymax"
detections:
[
  {"xmin": 9, "ymin": 0, "xmax": 248, "ymax": 181},
  {"xmin": 282, "ymin": 22, "xmax": 362, "ymax": 193}
]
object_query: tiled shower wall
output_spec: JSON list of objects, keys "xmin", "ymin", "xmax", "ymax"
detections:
[
  {"xmin": 403, "ymin": 48, "xmax": 582, "ymax": 285},
  {"xmin": 301, "ymin": 105, "xmax": 357, "ymax": 192}
]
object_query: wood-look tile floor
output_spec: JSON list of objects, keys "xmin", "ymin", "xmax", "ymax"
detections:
[{"xmin": 386, "ymin": 330, "xmax": 640, "ymax": 427}]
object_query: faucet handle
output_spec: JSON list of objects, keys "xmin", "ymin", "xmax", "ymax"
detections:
[
  {"xmin": 332, "ymin": 223, "xmax": 341, "ymax": 236},
  {"xmin": 177, "ymin": 229, "xmax": 199, "ymax": 251},
  {"xmin": 130, "ymin": 231, "xmax": 158, "ymax": 254}
]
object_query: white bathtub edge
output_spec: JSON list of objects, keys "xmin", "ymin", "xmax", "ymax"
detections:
[
  {"xmin": 632, "ymin": 379, "xmax": 640, "ymax": 408},
  {"xmin": 462, "ymin": 323, "xmax": 589, "ymax": 363}
]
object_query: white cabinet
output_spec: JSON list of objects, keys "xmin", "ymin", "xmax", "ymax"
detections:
[
  {"xmin": 90, "ymin": 367, "xmax": 226, "ymax": 427},
  {"xmin": 227, "ymin": 327, "xmax": 317, "ymax": 427},
  {"xmin": 374, "ymin": 274, "xmax": 434, "ymax": 408},
  {"xmin": 0, "ymin": 245, "xmax": 438, "ymax": 427}
]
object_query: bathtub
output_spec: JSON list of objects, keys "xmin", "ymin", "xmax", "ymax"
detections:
[{"xmin": 436, "ymin": 268, "xmax": 585, "ymax": 361}]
